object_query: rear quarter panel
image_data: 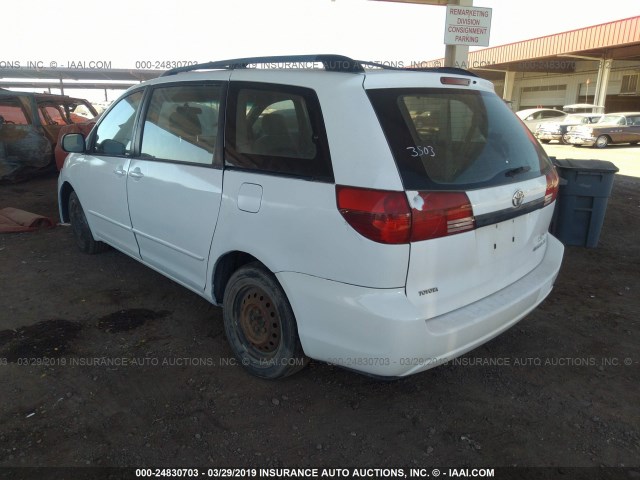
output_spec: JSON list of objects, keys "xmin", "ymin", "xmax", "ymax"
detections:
[{"xmin": 208, "ymin": 170, "xmax": 411, "ymax": 291}]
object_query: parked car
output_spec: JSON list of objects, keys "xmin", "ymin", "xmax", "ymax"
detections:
[
  {"xmin": 0, "ymin": 89, "xmax": 98, "ymax": 182},
  {"xmin": 58, "ymin": 55, "xmax": 564, "ymax": 379},
  {"xmin": 515, "ymin": 108, "xmax": 567, "ymax": 132},
  {"xmin": 535, "ymin": 113, "xmax": 603, "ymax": 144},
  {"xmin": 565, "ymin": 112, "xmax": 640, "ymax": 148}
]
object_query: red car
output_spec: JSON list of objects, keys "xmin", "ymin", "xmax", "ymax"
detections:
[{"xmin": 0, "ymin": 89, "xmax": 98, "ymax": 181}]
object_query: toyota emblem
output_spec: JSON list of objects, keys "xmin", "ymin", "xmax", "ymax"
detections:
[{"xmin": 512, "ymin": 190, "xmax": 525, "ymax": 208}]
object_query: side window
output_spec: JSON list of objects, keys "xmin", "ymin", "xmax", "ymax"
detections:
[
  {"xmin": 140, "ymin": 84, "xmax": 221, "ymax": 165},
  {"xmin": 0, "ymin": 99, "xmax": 30, "ymax": 125},
  {"xmin": 39, "ymin": 105, "xmax": 67, "ymax": 125},
  {"xmin": 628, "ymin": 116, "xmax": 640, "ymax": 126},
  {"xmin": 225, "ymin": 83, "xmax": 333, "ymax": 181},
  {"xmin": 92, "ymin": 91, "xmax": 143, "ymax": 156}
]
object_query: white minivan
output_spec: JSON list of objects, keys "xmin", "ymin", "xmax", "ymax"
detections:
[{"xmin": 58, "ymin": 55, "xmax": 564, "ymax": 379}]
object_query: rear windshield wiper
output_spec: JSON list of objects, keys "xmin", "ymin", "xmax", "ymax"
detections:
[{"xmin": 505, "ymin": 166, "xmax": 531, "ymax": 177}]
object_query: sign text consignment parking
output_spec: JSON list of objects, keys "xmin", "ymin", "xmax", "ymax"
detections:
[{"xmin": 444, "ymin": 5, "xmax": 492, "ymax": 47}]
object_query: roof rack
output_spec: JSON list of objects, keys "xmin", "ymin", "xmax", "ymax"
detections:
[{"xmin": 161, "ymin": 54, "xmax": 477, "ymax": 77}]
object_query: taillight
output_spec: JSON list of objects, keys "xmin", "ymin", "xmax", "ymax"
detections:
[
  {"xmin": 410, "ymin": 192, "xmax": 475, "ymax": 241},
  {"xmin": 336, "ymin": 186, "xmax": 475, "ymax": 244},
  {"xmin": 544, "ymin": 168, "xmax": 559, "ymax": 206},
  {"xmin": 336, "ymin": 186, "xmax": 411, "ymax": 244}
]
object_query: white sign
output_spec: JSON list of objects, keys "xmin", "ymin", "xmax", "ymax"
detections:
[{"xmin": 444, "ymin": 5, "xmax": 492, "ymax": 47}]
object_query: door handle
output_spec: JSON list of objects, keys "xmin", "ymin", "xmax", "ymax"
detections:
[
  {"xmin": 129, "ymin": 168, "xmax": 144, "ymax": 179},
  {"xmin": 113, "ymin": 167, "xmax": 127, "ymax": 177}
]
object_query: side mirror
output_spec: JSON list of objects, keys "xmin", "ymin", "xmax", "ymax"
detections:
[{"xmin": 62, "ymin": 133, "xmax": 86, "ymax": 153}]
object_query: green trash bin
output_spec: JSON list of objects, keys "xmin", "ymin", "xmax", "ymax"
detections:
[{"xmin": 550, "ymin": 159, "xmax": 619, "ymax": 248}]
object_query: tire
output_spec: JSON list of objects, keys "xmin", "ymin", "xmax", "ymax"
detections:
[
  {"xmin": 630, "ymin": 141, "xmax": 639, "ymax": 145},
  {"xmin": 223, "ymin": 262, "xmax": 308, "ymax": 379},
  {"xmin": 595, "ymin": 135, "xmax": 610, "ymax": 149},
  {"xmin": 68, "ymin": 191, "xmax": 108, "ymax": 254},
  {"xmin": 560, "ymin": 134, "xmax": 570, "ymax": 145},
  {"xmin": 539, "ymin": 139, "xmax": 550, "ymax": 144}
]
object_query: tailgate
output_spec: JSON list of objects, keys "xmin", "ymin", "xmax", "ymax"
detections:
[{"xmin": 405, "ymin": 177, "xmax": 554, "ymax": 318}]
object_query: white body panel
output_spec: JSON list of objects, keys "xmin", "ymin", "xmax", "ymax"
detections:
[
  {"xmin": 127, "ymin": 159, "xmax": 223, "ymax": 291},
  {"xmin": 64, "ymin": 154, "xmax": 140, "ymax": 258},
  {"xmin": 207, "ymin": 170, "xmax": 410, "ymax": 290}
]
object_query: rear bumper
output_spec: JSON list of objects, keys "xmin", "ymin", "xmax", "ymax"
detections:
[{"xmin": 278, "ymin": 234, "xmax": 564, "ymax": 377}]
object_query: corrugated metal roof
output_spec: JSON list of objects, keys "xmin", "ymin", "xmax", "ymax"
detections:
[
  {"xmin": 426, "ymin": 16, "xmax": 640, "ymax": 69},
  {"xmin": 470, "ymin": 16, "xmax": 639, "ymax": 66}
]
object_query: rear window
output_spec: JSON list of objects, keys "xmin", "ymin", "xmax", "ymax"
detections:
[{"xmin": 368, "ymin": 88, "xmax": 552, "ymax": 190}]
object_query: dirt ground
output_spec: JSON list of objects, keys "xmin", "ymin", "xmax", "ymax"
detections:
[{"xmin": 0, "ymin": 170, "xmax": 638, "ymax": 475}]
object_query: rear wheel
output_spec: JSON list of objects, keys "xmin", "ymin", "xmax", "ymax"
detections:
[
  {"xmin": 68, "ymin": 191, "xmax": 108, "ymax": 254},
  {"xmin": 560, "ymin": 134, "xmax": 570, "ymax": 145},
  {"xmin": 595, "ymin": 135, "xmax": 610, "ymax": 148},
  {"xmin": 223, "ymin": 263, "xmax": 308, "ymax": 379}
]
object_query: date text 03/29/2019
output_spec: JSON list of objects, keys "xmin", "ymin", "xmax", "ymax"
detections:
[{"xmin": 135, "ymin": 467, "xmax": 496, "ymax": 478}]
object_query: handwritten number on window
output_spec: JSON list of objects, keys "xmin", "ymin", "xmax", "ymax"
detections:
[{"xmin": 406, "ymin": 146, "xmax": 436, "ymax": 158}]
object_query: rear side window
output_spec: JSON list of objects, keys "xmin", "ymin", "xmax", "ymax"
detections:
[
  {"xmin": 225, "ymin": 82, "xmax": 333, "ymax": 181},
  {"xmin": 140, "ymin": 84, "xmax": 222, "ymax": 165},
  {"xmin": 368, "ymin": 88, "xmax": 552, "ymax": 190}
]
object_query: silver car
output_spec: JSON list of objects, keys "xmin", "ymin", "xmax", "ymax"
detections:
[
  {"xmin": 535, "ymin": 113, "xmax": 603, "ymax": 144},
  {"xmin": 516, "ymin": 108, "xmax": 567, "ymax": 133}
]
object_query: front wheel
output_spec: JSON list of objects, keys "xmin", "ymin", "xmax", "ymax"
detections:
[
  {"xmin": 68, "ymin": 191, "xmax": 108, "ymax": 254},
  {"xmin": 223, "ymin": 263, "xmax": 308, "ymax": 379},
  {"xmin": 560, "ymin": 134, "xmax": 570, "ymax": 145},
  {"xmin": 595, "ymin": 135, "xmax": 610, "ymax": 148}
]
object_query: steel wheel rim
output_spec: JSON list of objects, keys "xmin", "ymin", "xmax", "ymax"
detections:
[
  {"xmin": 238, "ymin": 286, "xmax": 280, "ymax": 355},
  {"xmin": 596, "ymin": 136, "xmax": 607, "ymax": 147}
]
